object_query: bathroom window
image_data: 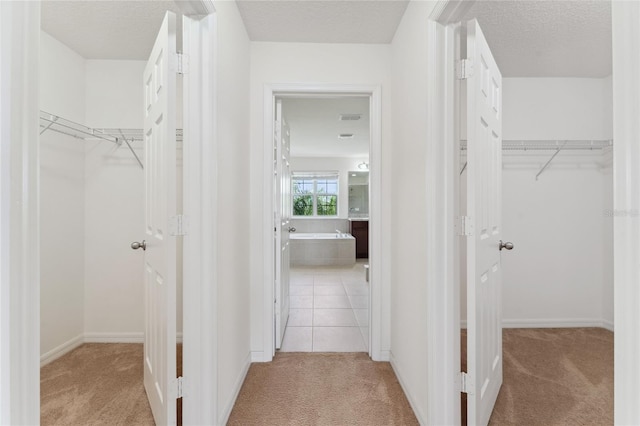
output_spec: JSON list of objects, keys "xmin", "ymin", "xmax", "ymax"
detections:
[{"xmin": 292, "ymin": 173, "xmax": 338, "ymax": 217}]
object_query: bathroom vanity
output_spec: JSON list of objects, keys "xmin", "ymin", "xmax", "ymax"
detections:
[{"xmin": 349, "ymin": 219, "xmax": 369, "ymax": 259}]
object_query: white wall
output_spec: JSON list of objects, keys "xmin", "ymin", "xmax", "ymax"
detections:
[
  {"xmin": 249, "ymin": 41, "xmax": 392, "ymax": 360},
  {"xmin": 290, "ymin": 157, "xmax": 369, "ymax": 219},
  {"xmin": 502, "ymin": 78, "xmax": 613, "ymax": 140},
  {"xmin": 214, "ymin": 2, "xmax": 252, "ymax": 423},
  {"xmin": 83, "ymin": 60, "xmax": 147, "ymax": 339},
  {"xmin": 497, "ymin": 77, "xmax": 613, "ymax": 328},
  {"xmin": 388, "ymin": 2, "xmax": 436, "ymax": 423},
  {"xmin": 39, "ymin": 32, "xmax": 86, "ymax": 360}
]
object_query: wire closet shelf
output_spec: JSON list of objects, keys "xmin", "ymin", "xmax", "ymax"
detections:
[
  {"xmin": 459, "ymin": 139, "xmax": 613, "ymax": 179},
  {"xmin": 39, "ymin": 111, "xmax": 184, "ymax": 169}
]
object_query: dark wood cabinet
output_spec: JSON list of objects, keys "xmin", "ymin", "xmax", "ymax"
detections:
[{"xmin": 350, "ymin": 220, "xmax": 369, "ymax": 259}]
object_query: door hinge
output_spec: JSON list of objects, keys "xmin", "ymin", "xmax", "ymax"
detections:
[
  {"xmin": 175, "ymin": 376, "xmax": 184, "ymax": 399},
  {"xmin": 456, "ymin": 59, "xmax": 474, "ymax": 80},
  {"xmin": 460, "ymin": 372, "xmax": 474, "ymax": 394},
  {"xmin": 176, "ymin": 53, "xmax": 189, "ymax": 75},
  {"xmin": 458, "ymin": 216, "xmax": 473, "ymax": 236},
  {"xmin": 170, "ymin": 215, "xmax": 188, "ymax": 236}
]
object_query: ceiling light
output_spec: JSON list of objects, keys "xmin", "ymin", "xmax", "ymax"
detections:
[
  {"xmin": 339, "ymin": 114, "xmax": 362, "ymax": 121},
  {"xmin": 338, "ymin": 133, "xmax": 354, "ymax": 139}
]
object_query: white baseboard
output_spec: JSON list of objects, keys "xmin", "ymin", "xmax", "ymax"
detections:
[
  {"xmin": 83, "ymin": 332, "xmax": 144, "ymax": 343},
  {"xmin": 389, "ymin": 352, "xmax": 426, "ymax": 426},
  {"xmin": 502, "ymin": 318, "xmax": 609, "ymax": 329},
  {"xmin": 461, "ymin": 318, "xmax": 614, "ymax": 330},
  {"xmin": 372, "ymin": 349, "xmax": 390, "ymax": 362},
  {"xmin": 251, "ymin": 351, "xmax": 270, "ymax": 362},
  {"xmin": 602, "ymin": 320, "xmax": 614, "ymax": 332},
  {"xmin": 40, "ymin": 334, "xmax": 84, "ymax": 366},
  {"xmin": 218, "ymin": 352, "xmax": 252, "ymax": 425}
]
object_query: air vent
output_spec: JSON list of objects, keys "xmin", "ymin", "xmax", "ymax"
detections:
[
  {"xmin": 338, "ymin": 114, "xmax": 362, "ymax": 121},
  {"xmin": 338, "ymin": 133, "xmax": 354, "ymax": 139}
]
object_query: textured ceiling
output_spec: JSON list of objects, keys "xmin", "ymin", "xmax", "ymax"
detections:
[
  {"xmin": 464, "ymin": 0, "xmax": 612, "ymax": 77},
  {"xmin": 236, "ymin": 0, "xmax": 409, "ymax": 44},
  {"xmin": 282, "ymin": 97, "xmax": 370, "ymax": 158},
  {"xmin": 41, "ymin": 0, "xmax": 182, "ymax": 60},
  {"xmin": 40, "ymin": 0, "xmax": 611, "ymax": 76}
]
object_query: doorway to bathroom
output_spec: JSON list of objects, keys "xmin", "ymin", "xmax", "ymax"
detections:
[{"xmin": 265, "ymin": 85, "xmax": 383, "ymax": 359}]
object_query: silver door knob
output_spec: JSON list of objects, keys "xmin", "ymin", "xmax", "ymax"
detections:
[
  {"xmin": 131, "ymin": 240, "xmax": 146, "ymax": 251},
  {"xmin": 288, "ymin": 227, "xmax": 296, "ymax": 233},
  {"xmin": 499, "ymin": 240, "xmax": 514, "ymax": 251}
]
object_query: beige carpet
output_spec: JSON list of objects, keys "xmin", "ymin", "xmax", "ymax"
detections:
[
  {"xmin": 228, "ymin": 352, "xmax": 419, "ymax": 426},
  {"xmin": 41, "ymin": 343, "xmax": 154, "ymax": 425},
  {"xmin": 462, "ymin": 328, "xmax": 613, "ymax": 425},
  {"xmin": 41, "ymin": 329, "xmax": 613, "ymax": 425}
]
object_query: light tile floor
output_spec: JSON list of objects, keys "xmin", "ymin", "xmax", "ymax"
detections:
[{"xmin": 280, "ymin": 260, "xmax": 370, "ymax": 352}]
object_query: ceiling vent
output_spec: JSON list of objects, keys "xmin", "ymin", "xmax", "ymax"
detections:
[
  {"xmin": 338, "ymin": 133, "xmax": 354, "ymax": 139},
  {"xmin": 339, "ymin": 114, "xmax": 362, "ymax": 121}
]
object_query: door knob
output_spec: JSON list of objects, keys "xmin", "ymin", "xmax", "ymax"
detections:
[
  {"xmin": 131, "ymin": 240, "xmax": 146, "ymax": 251},
  {"xmin": 499, "ymin": 240, "xmax": 514, "ymax": 251},
  {"xmin": 288, "ymin": 227, "xmax": 296, "ymax": 233}
]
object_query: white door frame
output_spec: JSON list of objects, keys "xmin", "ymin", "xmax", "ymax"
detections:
[
  {"xmin": 261, "ymin": 83, "xmax": 384, "ymax": 361},
  {"xmin": 0, "ymin": 1, "xmax": 218, "ymax": 424},
  {"xmin": 429, "ymin": 1, "xmax": 639, "ymax": 424},
  {"xmin": 423, "ymin": 2, "xmax": 473, "ymax": 424},
  {"xmin": 174, "ymin": 2, "xmax": 218, "ymax": 425},
  {"xmin": 0, "ymin": 2, "xmax": 41, "ymax": 424},
  {"xmin": 612, "ymin": 3, "xmax": 640, "ymax": 423}
]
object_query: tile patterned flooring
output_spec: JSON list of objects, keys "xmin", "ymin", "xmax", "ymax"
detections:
[{"xmin": 280, "ymin": 260, "xmax": 370, "ymax": 353}]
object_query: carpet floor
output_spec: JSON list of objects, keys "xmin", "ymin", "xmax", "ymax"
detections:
[
  {"xmin": 41, "ymin": 343, "xmax": 154, "ymax": 425},
  {"xmin": 40, "ymin": 328, "xmax": 613, "ymax": 425},
  {"xmin": 228, "ymin": 352, "xmax": 419, "ymax": 426},
  {"xmin": 462, "ymin": 328, "xmax": 613, "ymax": 425}
]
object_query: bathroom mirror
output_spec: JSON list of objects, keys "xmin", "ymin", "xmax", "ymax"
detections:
[{"xmin": 348, "ymin": 171, "xmax": 369, "ymax": 218}]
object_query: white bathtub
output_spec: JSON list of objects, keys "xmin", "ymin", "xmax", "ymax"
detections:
[{"xmin": 290, "ymin": 233, "xmax": 356, "ymax": 266}]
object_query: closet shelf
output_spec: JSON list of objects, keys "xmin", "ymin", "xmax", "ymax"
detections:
[
  {"xmin": 39, "ymin": 111, "xmax": 185, "ymax": 170},
  {"xmin": 460, "ymin": 139, "xmax": 613, "ymax": 151},
  {"xmin": 459, "ymin": 139, "xmax": 613, "ymax": 178}
]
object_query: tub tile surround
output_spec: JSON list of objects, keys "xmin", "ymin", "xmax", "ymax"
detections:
[
  {"xmin": 280, "ymin": 261, "xmax": 369, "ymax": 353},
  {"xmin": 290, "ymin": 234, "xmax": 356, "ymax": 266},
  {"xmin": 290, "ymin": 218, "xmax": 349, "ymax": 233}
]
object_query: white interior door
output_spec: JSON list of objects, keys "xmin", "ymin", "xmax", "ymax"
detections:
[
  {"xmin": 465, "ymin": 19, "xmax": 503, "ymax": 426},
  {"xmin": 274, "ymin": 99, "xmax": 291, "ymax": 349},
  {"xmin": 142, "ymin": 11, "xmax": 178, "ymax": 425}
]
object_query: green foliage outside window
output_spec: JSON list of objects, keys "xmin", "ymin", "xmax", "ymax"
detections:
[{"xmin": 292, "ymin": 175, "xmax": 338, "ymax": 216}]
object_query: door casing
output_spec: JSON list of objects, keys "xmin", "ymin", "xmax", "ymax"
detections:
[{"xmin": 260, "ymin": 84, "xmax": 383, "ymax": 361}]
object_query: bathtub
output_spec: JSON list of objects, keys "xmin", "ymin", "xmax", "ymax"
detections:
[{"xmin": 290, "ymin": 233, "xmax": 356, "ymax": 266}]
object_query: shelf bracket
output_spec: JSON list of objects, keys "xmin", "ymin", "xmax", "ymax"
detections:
[
  {"xmin": 39, "ymin": 115, "xmax": 58, "ymax": 135},
  {"xmin": 118, "ymin": 129, "xmax": 144, "ymax": 170},
  {"xmin": 535, "ymin": 141, "xmax": 567, "ymax": 180}
]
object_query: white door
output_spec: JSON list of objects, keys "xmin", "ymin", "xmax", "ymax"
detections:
[
  {"xmin": 274, "ymin": 99, "xmax": 291, "ymax": 349},
  {"xmin": 465, "ymin": 19, "xmax": 503, "ymax": 426},
  {"xmin": 142, "ymin": 11, "xmax": 178, "ymax": 425}
]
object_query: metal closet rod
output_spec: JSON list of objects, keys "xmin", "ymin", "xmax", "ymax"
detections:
[
  {"xmin": 40, "ymin": 111, "xmax": 144, "ymax": 169},
  {"xmin": 39, "ymin": 111, "xmax": 181, "ymax": 170},
  {"xmin": 460, "ymin": 139, "xmax": 613, "ymax": 151},
  {"xmin": 459, "ymin": 139, "xmax": 613, "ymax": 177}
]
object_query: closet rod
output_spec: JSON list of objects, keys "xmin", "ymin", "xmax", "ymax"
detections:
[
  {"xmin": 460, "ymin": 139, "xmax": 612, "ymax": 151},
  {"xmin": 40, "ymin": 111, "xmax": 119, "ymax": 145},
  {"xmin": 39, "ymin": 111, "xmax": 148, "ymax": 170}
]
